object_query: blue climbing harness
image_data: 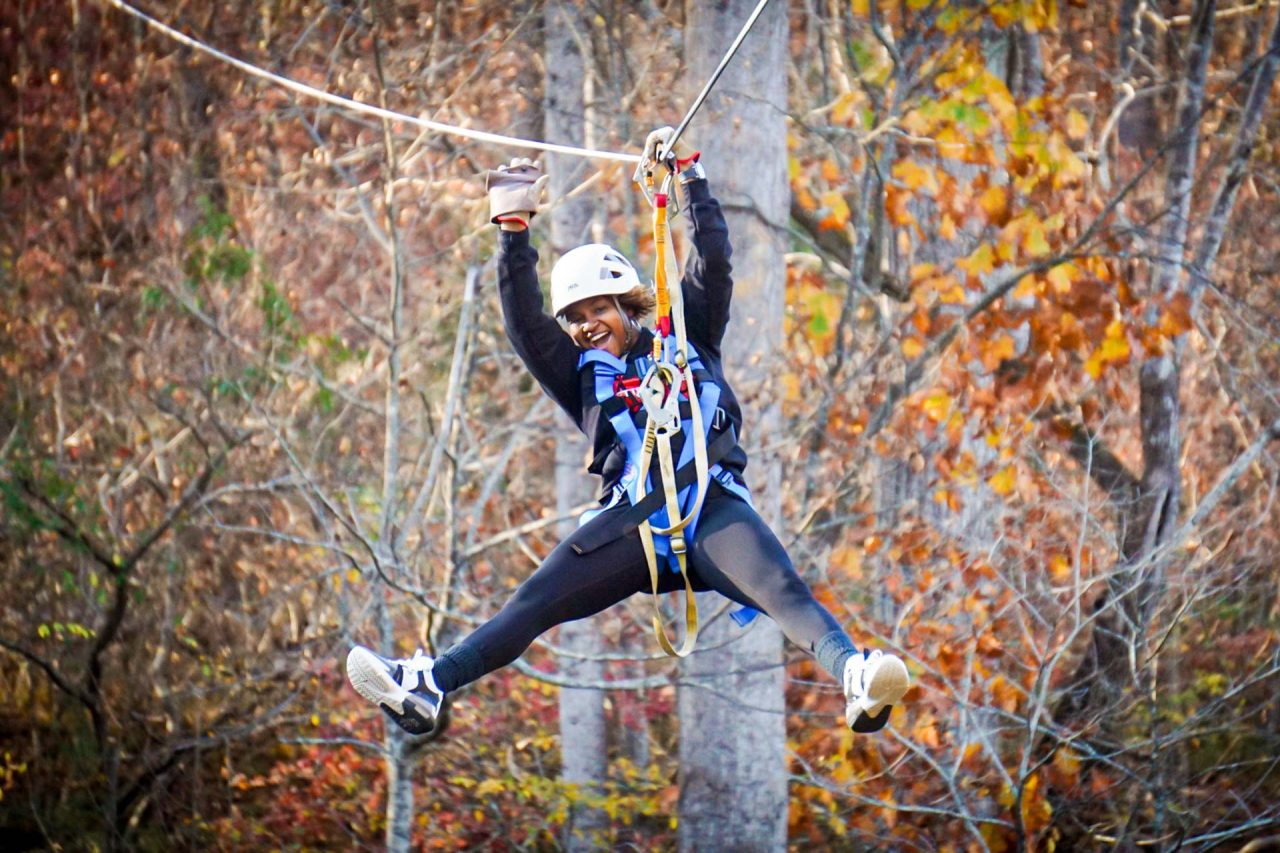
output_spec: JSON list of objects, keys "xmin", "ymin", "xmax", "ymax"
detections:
[{"xmin": 578, "ymin": 339, "xmax": 760, "ymax": 632}]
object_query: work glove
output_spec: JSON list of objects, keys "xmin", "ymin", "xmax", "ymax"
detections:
[
  {"xmin": 642, "ymin": 126, "xmax": 701, "ymax": 185},
  {"xmin": 485, "ymin": 158, "xmax": 549, "ymax": 229}
]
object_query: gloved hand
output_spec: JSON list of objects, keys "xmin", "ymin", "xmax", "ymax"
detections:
[
  {"xmin": 485, "ymin": 158, "xmax": 549, "ymax": 230},
  {"xmin": 642, "ymin": 126, "xmax": 700, "ymax": 184}
]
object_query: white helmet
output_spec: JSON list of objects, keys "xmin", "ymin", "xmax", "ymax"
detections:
[{"xmin": 550, "ymin": 243, "xmax": 642, "ymax": 317}]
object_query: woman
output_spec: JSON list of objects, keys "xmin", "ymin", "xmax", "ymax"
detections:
[{"xmin": 347, "ymin": 129, "xmax": 909, "ymax": 737}]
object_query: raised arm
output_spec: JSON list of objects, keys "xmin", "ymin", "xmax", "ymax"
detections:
[
  {"xmin": 641, "ymin": 127, "xmax": 734, "ymax": 357},
  {"xmin": 680, "ymin": 173, "xmax": 733, "ymax": 356},
  {"xmin": 489, "ymin": 160, "xmax": 583, "ymax": 422}
]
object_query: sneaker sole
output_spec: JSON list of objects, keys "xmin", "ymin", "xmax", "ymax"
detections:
[
  {"xmin": 346, "ymin": 647, "xmax": 438, "ymax": 736},
  {"xmin": 848, "ymin": 655, "xmax": 909, "ymax": 734}
]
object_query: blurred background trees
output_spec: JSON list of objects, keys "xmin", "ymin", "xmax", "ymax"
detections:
[{"xmin": 3, "ymin": 0, "xmax": 1279, "ymax": 849}]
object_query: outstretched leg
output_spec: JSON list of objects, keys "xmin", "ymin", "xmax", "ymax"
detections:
[
  {"xmin": 686, "ymin": 487, "xmax": 909, "ymax": 732},
  {"xmin": 443, "ymin": 513, "xmax": 652, "ymax": 681},
  {"xmin": 347, "ymin": 505, "xmax": 652, "ymax": 734}
]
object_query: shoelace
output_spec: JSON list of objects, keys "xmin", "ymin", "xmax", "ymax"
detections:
[
  {"xmin": 394, "ymin": 649, "xmax": 433, "ymax": 692},
  {"xmin": 845, "ymin": 650, "xmax": 880, "ymax": 697}
]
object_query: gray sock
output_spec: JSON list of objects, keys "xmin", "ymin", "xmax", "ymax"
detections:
[
  {"xmin": 431, "ymin": 643, "xmax": 485, "ymax": 693},
  {"xmin": 813, "ymin": 631, "xmax": 859, "ymax": 683}
]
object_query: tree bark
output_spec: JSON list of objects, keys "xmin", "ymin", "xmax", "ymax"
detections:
[
  {"xmin": 545, "ymin": 5, "xmax": 609, "ymax": 849},
  {"xmin": 678, "ymin": 2, "xmax": 789, "ymax": 850},
  {"xmin": 1191, "ymin": 9, "xmax": 1280, "ymax": 301}
]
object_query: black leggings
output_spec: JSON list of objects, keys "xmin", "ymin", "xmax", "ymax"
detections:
[{"xmin": 455, "ymin": 485, "xmax": 845, "ymax": 684}]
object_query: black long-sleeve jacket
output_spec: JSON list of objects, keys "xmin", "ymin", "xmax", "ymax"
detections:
[{"xmin": 496, "ymin": 179, "xmax": 748, "ymax": 501}]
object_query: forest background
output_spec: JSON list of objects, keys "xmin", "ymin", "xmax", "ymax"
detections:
[{"xmin": 3, "ymin": 0, "xmax": 1280, "ymax": 850}]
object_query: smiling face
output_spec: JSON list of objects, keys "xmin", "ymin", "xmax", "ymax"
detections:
[{"xmin": 561, "ymin": 295, "xmax": 631, "ymax": 358}]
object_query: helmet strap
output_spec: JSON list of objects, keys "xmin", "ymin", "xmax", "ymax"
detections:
[{"xmin": 614, "ymin": 296, "xmax": 637, "ymax": 350}]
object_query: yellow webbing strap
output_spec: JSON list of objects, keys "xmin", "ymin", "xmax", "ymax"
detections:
[
  {"xmin": 633, "ymin": 178, "xmax": 714, "ymax": 658},
  {"xmin": 634, "ymin": 413, "xmax": 699, "ymax": 658}
]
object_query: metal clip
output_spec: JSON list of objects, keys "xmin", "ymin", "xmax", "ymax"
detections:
[
  {"xmin": 633, "ymin": 159, "xmax": 683, "ymax": 218},
  {"xmin": 638, "ymin": 362, "xmax": 683, "ymax": 431}
]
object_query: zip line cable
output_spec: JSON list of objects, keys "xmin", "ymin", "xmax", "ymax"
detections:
[
  {"xmin": 106, "ymin": 0, "xmax": 775, "ymax": 169},
  {"xmin": 660, "ymin": 0, "xmax": 774, "ymax": 161},
  {"xmin": 102, "ymin": 0, "xmax": 641, "ymax": 164}
]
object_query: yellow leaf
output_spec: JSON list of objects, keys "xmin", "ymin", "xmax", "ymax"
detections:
[
  {"xmin": 832, "ymin": 91, "xmax": 861, "ymax": 125},
  {"xmin": 983, "ymin": 334, "xmax": 1015, "ymax": 370},
  {"xmin": 1084, "ymin": 351, "xmax": 1103, "ymax": 379},
  {"xmin": 310, "ymin": 714, "xmax": 320, "ymax": 727},
  {"xmin": 893, "ymin": 159, "xmax": 939, "ymax": 194},
  {"xmin": 999, "ymin": 215, "xmax": 1023, "ymax": 246},
  {"xmin": 1023, "ymin": 221, "xmax": 1051, "ymax": 258},
  {"xmin": 819, "ymin": 190, "xmax": 851, "ymax": 229},
  {"xmin": 1097, "ymin": 334, "xmax": 1129, "ymax": 363},
  {"xmin": 922, "ymin": 391, "xmax": 952, "ymax": 422},
  {"xmin": 475, "ymin": 779, "xmax": 505, "ymax": 796},
  {"xmin": 1099, "ymin": 320, "xmax": 1130, "ymax": 362},
  {"xmin": 821, "ymin": 158, "xmax": 841, "ymax": 182},
  {"xmin": 902, "ymin": 338, "xmax": 924, "ymax": 358},
  {"xmin": 1049, "ymin": 554, "xmax": 1071, "ymax": 581},
  {"xmin": 1085, "ymin": 321, "xmax": 1130, "ymax": 377},
  {"xmin": 1013, "ymin": 275, "xmax": 1040, "ymax": 299},
  {"xmin": 982, "ymin": 74, "xmax": 1017, "ymax": 125},
  {"xmin": 990, "ymin": 4, "xmax": 1015, "ymax": 26},
  {"xmin": 979, "ymin": 185, "xmax": 1007, "ymax": 220},
  {"xmin": 935, "ymin": 125, "xmax": 969, "ymax": 158},
  {"xmin": 1047, "ymin": 262, "xmax": 1075, "ymax": 294},
  {"xmin": 1050, "ymin": 134, "xmax": 1089, "ymax": 186},
  {"xmin": 988, "ymin": 465, "xmax": 1016, "ymax": 496},
  {"xmin": 939, "ymin": 214, "xmax": 957, "ymax": 241},
  {"xmin": 957, "ymin": 244, "xmax": 996, "ymax": 278},
  {"xmin": 1038, "ymin": 0, "xmax": 1059, "ymax": 30},
  {"xmin": 1066, "ymin": 109, "xmax": 1090, "ymax": 141},
  {"xmin": 783, "ymin": 372, "xmax": 800, "ymax": 402}
]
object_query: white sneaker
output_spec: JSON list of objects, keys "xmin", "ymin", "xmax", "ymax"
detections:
[
  {"xmin": 843, "ymin": 649, "xmax": 909, "ymax": 733},
  {"xmin": 346, "ymin": 646, "xmax": 444, "ymax": 736}
]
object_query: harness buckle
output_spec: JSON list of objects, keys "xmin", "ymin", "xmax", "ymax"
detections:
[
  {"xmin": 613, "ymin": 375, "xmax": 644, "ymax": 413},
  {"xmin": 670, "ymin": 534, "xmax": 687, "ymax": 556},
  {"xmin": 711, "ymin": 406, "xmax": 727, "ymax": 431}
]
